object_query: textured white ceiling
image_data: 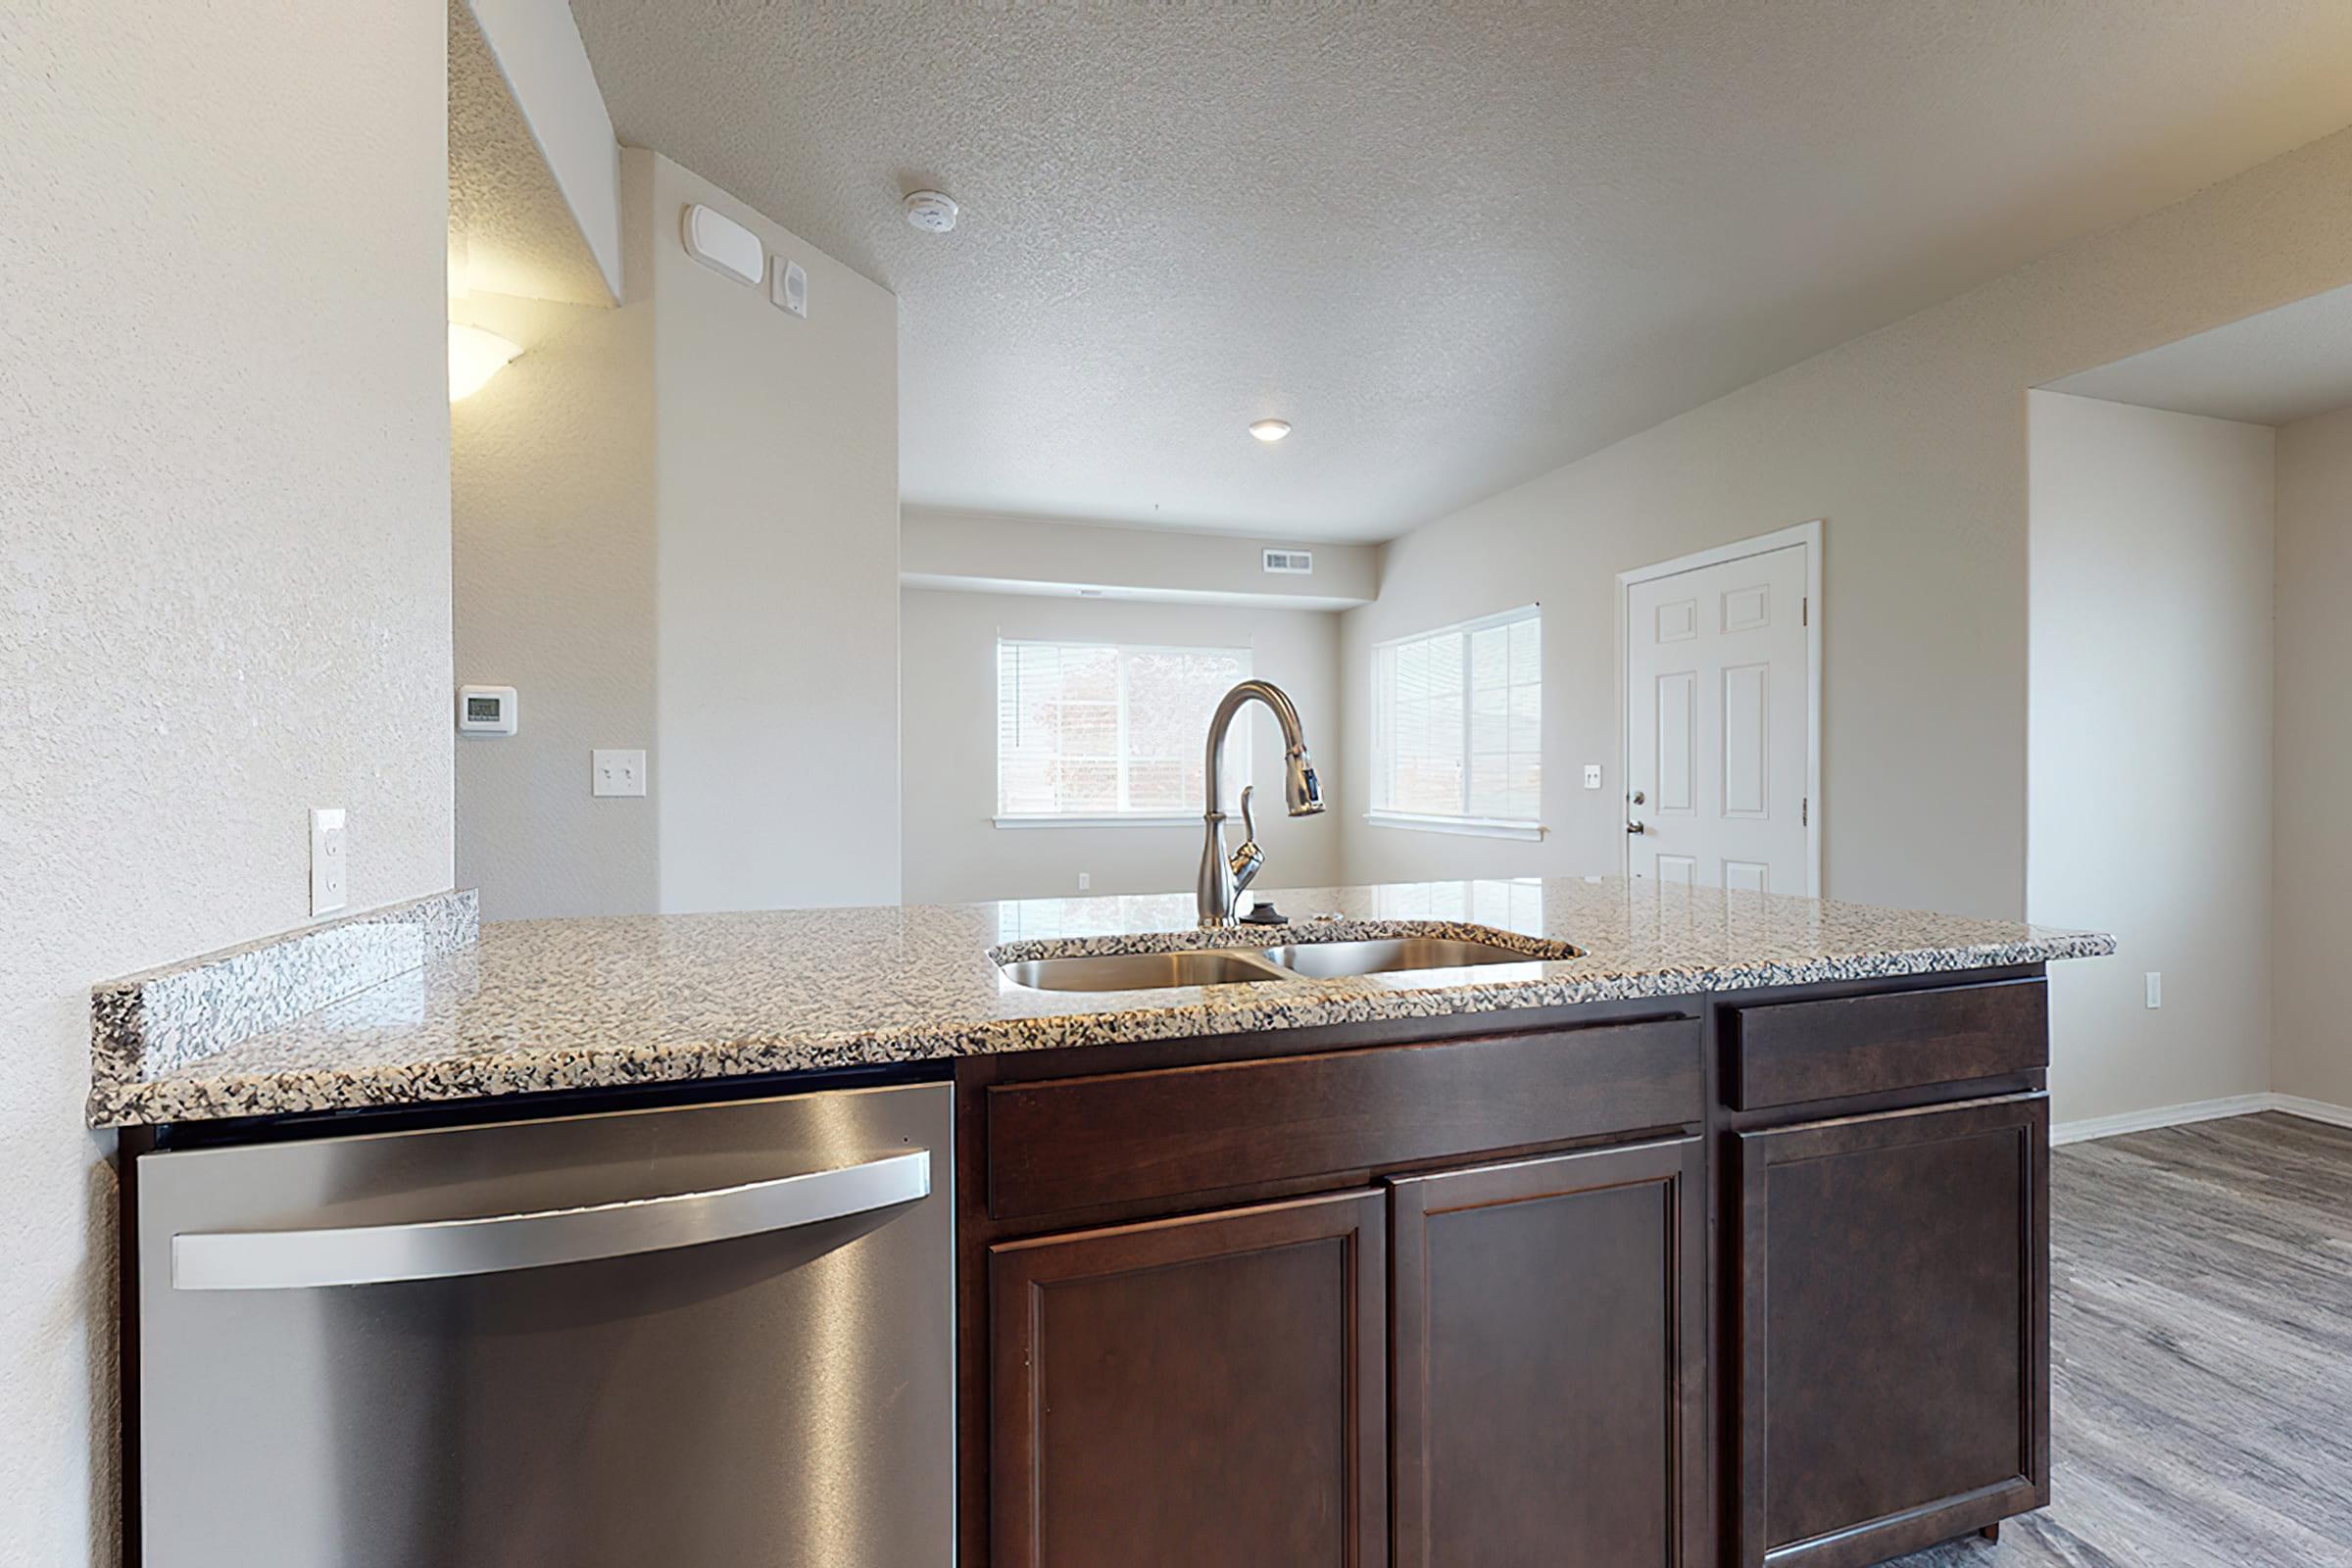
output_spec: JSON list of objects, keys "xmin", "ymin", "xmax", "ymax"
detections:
[
  {"xmin": 567, "ymin": 1, "xmax": 2352, "ymax": 542},
  {"xmin": 2045, "ymin": 284, "xmax": 2352, "ymax": 426},
  {"xmin": 450, "ymin": 0, "xmax": 612, "ymax": 308}
]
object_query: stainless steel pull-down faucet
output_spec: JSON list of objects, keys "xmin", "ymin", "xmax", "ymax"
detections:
[{"xmin": 1197, "ymin": 680, "xmax": 1325, "ymax": 926}]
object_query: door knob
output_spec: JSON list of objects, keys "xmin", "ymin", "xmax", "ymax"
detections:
[{"xmin": 1626, "ymin": 820, "xmax": 1647, "ymax": 836}]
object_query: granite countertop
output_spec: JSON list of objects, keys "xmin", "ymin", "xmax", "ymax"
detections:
[{"xmin": 87, "ymin": 877, "xmax": 2115, "ymax": 1127}]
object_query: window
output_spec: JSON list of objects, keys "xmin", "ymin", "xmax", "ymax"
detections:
[
  {"xmin": 1370, "ymin": 606, "xmax": 1542, "ymax": 836},
  {"xmin": 997, "ymin": 640, "xmax": 1251, "ymax": 823}
]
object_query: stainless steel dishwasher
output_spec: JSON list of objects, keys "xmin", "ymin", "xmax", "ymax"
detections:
[{"xmin": 131, "ymin": 1079, "xmax": 954, "ymax": 1567}]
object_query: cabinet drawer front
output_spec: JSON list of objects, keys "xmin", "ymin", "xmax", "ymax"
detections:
[
  {"xmin": 1726, "ymin": 979, "xmax": 2046, "ymax": 1111},
  {"xmin": 985, "ymin": 1018, "xmax": 1702, "ymax": 1222}
]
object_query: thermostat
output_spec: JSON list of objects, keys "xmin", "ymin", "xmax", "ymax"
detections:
[{"xmin": 458, "ymin": 685, "xmax": 517, "ymax": 736}]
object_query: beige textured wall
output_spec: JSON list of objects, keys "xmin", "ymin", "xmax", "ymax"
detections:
[
  {"xmin": 900, "ymin": 589, "xmax": 1344, "ymax": 903},
  {"xmin": 2026, "ymin": 393, "xmax": 2275, "ymax": 1124},
  {"xmin": 454, "ymin": 163, "xmax": 659, "ymax": 923},
  {"xmin": 2273, "ymin": 403, "xmax": 2352, "ymax": 1111},
  {"xmin": 0, "ymin": 4, "xmax": 452, "ymax": 1558},
  {"xmin": 456, "ymin": 151, "xmax": 902, "ymax": 916},
  {"xmin": 648, "ymin": 150, "xmax": 903, "ymax": 911},
  {"xmin": 1339, "ymin": 127, "xmax": 2352, "ymax": 919}
]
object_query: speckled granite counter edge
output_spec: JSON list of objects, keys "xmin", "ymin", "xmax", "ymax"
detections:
[
  {"xmin": 89, "ymin": 889, "xmax": 478, "ymax": 1092},
  {"xmin": 86, "ymin": 926, "xmax": 2114, "ymax": 1127}
]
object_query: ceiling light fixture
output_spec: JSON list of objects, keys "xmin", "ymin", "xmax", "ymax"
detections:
[
  {"xmin": 903, "ymin": 191, "xmax": 959, "ymax": 233},
  {"xmin": 448, "ymin": 323, "xmax": 522, "ymax": 401},
  {"xmin": 1249, "ymin": 418, "xmax": 1292, "ymax": 443}
]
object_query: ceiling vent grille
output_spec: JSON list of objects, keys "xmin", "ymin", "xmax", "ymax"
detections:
[{"xmin": 1262, "ymin": 549, "xmax": 1314, "ymax": 575}]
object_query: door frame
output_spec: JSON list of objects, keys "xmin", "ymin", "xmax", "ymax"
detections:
[{"xmin": 1615, "ymin": 520, "xmax": 1823, "ymax": 895}]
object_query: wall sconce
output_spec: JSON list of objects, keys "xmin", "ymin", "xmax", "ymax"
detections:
[{"xmin": 449, "ymin": 323, "xmax": 522, "ymax": 401}]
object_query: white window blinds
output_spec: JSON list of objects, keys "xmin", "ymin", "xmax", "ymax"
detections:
[
  {"xmin": 1371, "ymin": 607, "xmax": 1541, "ymax": 823},
  {"xmin": 997, "ymin": 641, "xmax": 1252, "ymax": 818}
]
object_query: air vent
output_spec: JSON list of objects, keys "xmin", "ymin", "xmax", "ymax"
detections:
[
  {"xmin": 680, "ymin": 203, "xmax": 762, "ymax": 286},
  {"xmin": 1262, "ymin": 549, "xmax": 1314, "ymax": 575}
]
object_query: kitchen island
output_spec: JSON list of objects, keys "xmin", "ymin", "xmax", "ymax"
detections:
[{"xmin": 94, "ymin": 877, "xmax": 2113, "ymax": 1568}]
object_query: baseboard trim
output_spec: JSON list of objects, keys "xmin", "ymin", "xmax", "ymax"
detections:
[
  {"xmin": 2052, "ymin": 1095, "xmax": 2273, "ymax": 1146},
  {"xmin": 2053, "ymin": 1092, "xmax": 2352, "ymax": 1146},
  {"xmin": 2269, "ymin": 1094, "xmax": 2352, "ymax": 1131}
]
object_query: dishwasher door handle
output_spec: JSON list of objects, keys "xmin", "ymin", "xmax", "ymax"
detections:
[{"xmin": 171, "ymin": 1148, "xmax": 932, "ymax": 1292}]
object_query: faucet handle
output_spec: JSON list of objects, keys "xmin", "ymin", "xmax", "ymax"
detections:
[{"xmin": 1228, "ymin": 785, "xmax": 1265, "ymax": 894}]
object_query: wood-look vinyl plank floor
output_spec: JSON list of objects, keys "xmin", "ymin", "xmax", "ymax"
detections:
[{"xmin": 1889, "ymin": 1112, "xmax": 2352, "ymax": 1567}]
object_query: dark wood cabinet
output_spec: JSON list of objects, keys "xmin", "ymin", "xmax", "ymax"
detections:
[
  {"xmin": 982, "ymin": 1017, "xmax": 1701, "ymax": 1221},
  {"xmin": 959, "ymin": 970, "xmax": 2054, "ymax": 1568},
  {"xmin": 1733, "ymin": 1094, "xmax": 2050, "ymax": 1567},
  {"xmin": 1724, "ymin": 979, "xmax": 2048, "ymax": 1111},
  {"xmin": 988, "ymin": 1189, "xmax": 1388, "ymax": 1568},
  {"xmin": 1390, "ymin": 1138, "xmax": 1709, "ymax": 1568}
]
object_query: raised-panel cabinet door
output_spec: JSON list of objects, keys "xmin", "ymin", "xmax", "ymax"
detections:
[
  {"xmin": 1735, "ymin": 1095, "xmax": 2050, "ymax": 1567},
  {"xmin": 989, "ymin": 1190, "xmax": 1387, "ymax": 1568},
  {"xmin": 1390, "ymin": 1138, "xmax": 1708, "ymax": 1568}
]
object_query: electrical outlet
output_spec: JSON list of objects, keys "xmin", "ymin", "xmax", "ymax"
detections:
[
  {"xmin": 1583, "ymin": 763, "xmax": 1603, "ymax": 790},
  {"xmin": 1078, "ymin": 872, "xmax": 1092, "ymax": 891},
  {"xmin": 311, "ymin": 808, "xmax": 348, "ymax": 916},
  {"xmin": 592, "ymin": 749, "xmax": 648, "ymax": 798},
  {"xmin": 2145, "ymin": 971, "xmax": 2163, "ymax": 1009}
]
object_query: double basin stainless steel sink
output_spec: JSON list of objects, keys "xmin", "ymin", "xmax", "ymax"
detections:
[{"xmin": 1001, "ymin": 935, "xmax": 1571, "ymax": 993}]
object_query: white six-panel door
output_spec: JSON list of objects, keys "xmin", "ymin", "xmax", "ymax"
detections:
[{"xmin": 1624, "ymin": 538, "xmax": 1813, "ymax": 894}]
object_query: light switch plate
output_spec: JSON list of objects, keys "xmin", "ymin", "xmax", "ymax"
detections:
[
  {"xmin": 593, "ymin": 749, "xmax": 648, "ymax": 798},
  {"xmin": 1583, "ymin": 764, "xmax": 1603, "ymax": 790},
  {"xmin": 2145, "ymin": 971, "xmax": 2162, "ymax": 1009},
  {"xmin": 310, "ymin": 808, "xmax": 348, "ymax": 916}
]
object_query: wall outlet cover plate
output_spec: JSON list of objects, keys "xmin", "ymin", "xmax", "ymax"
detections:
[{"xmin": 310, "ymin": 807, "xmax": 348, "ymax": 916}]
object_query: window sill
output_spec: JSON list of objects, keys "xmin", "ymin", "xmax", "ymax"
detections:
[
  {"xmin": 1362, "ymin": 811, "xmax": 1546, "ymax": 842},
  {"xmin": 993, "ymin": 813, "xmax": 1201, "ymax": 830}
]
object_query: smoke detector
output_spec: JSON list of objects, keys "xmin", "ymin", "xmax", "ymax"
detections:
[{"xmin": 903, "ymin": 191, "xmax": 959, "ymax": 233}]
